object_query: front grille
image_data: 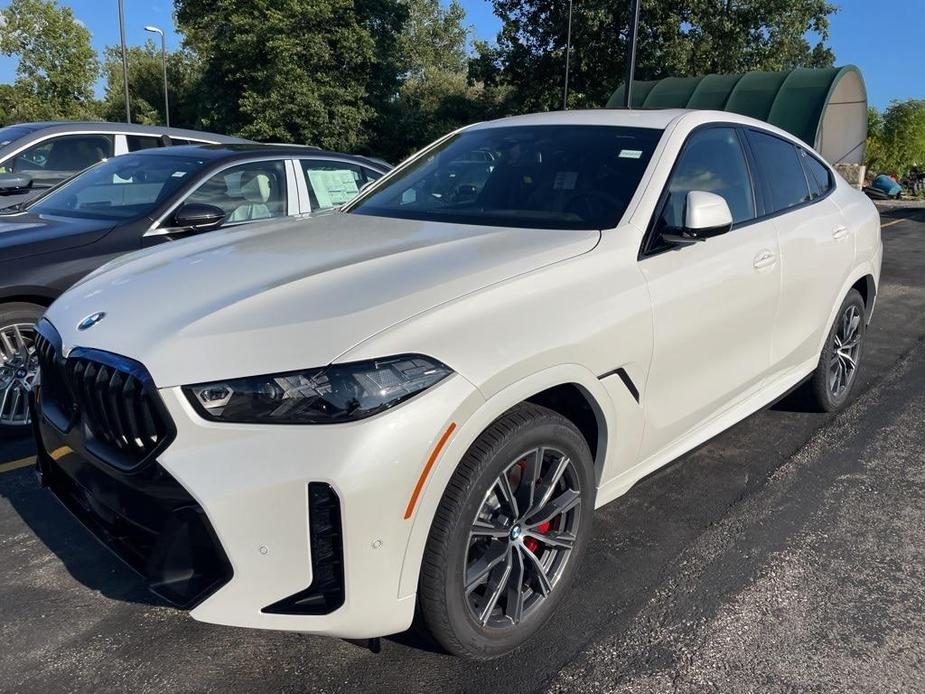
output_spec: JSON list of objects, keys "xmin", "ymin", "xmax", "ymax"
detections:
[
  {"xmin": 65, "ymin": 353, "xmax": 172, "ymax": 470},
  {"xmin": 262, "ymin": 483, "xmax": 345, "ymax": 615},
  {"xmin": 35, "ymin": 320, "xmax": 174, "ymax": 472}
]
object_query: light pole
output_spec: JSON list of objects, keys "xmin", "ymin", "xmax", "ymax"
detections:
[
  {"xmin": 623, "ymin": 0, "xmax": 641, "ymax": 109},
  {"xmin": 563, "ymin": 0, "xmax": 573, "ymax": 110},
  {"xmin": 145, "ymin": 25, "xmax": 170, "ymax": 127},
  {"xmin": 118, "ymin": 0, "xmax": 130, "ymax": 122}
]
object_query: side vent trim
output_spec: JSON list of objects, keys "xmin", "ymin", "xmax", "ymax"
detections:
[{"xmin": 599, "ymin": 367, "xmax": 640, "ymax": 403}]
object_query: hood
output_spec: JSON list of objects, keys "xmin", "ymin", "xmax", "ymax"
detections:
[
  {"xmin": 0, "ymin": 209, "xmax": 115, "ymax": 261},
  {"xmin": 46, "ymin": 212, "xmax": 599, "ymax": 387}
]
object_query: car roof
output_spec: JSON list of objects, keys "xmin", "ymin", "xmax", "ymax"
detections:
[
  {"xmin": 465, "ymin": 108, "xmax": 808, "ymax": 145},
  {"xmin": 124, "ymin": 142, "xmax": 392, "ymax": 170},
  {"xmin": 8, "ymin": 121, "xmax": 247, "ymax": 143}
]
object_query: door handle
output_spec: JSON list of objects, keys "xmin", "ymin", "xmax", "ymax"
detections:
[
  {"xmin": 832, "ymin": 225, "xmax": 849, "ymax": 240},
  {"xmin": 753, "ymin": 249, "xmax": 777, "ymax": 269}
]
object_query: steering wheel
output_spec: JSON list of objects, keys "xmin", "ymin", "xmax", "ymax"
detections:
[{"xmin": 564, "ymin": 190, "xmax": 622, "ymax": 223}]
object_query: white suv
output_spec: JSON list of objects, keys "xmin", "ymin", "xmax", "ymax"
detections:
[{"xmin": 33, "ymin": 109, "xmax": 881, "ymax": 659}]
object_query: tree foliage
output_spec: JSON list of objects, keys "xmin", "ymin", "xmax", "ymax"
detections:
[
  {"xmin": 0, "ymin": 0, "xmax": 98, "ymax": 122},
  {"xmin": 866, "ymin": 100, "xmax": 925, "ymax": 177},
  {"xmin": 174, "ymin": 0, "xmax": 389, "ymax": 151},
  {"xmin": 484, "ymin": 0, "xmax": 837, "ymax": 112},
  {"xmin": 100, "ymin": 40, "xmax": 203, "ymax": 127}
]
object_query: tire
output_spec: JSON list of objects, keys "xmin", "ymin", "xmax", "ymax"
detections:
[
  {"xmin": 418, "ymin": 402, "xmax": 595, "ymax": 659},
  {"xmin": 0, "ymin": 302, "xmax": 44, "ymax": 436},
  {"xmin": 806, "ymin": 288, "xmax": 866, "ymax": 412}
]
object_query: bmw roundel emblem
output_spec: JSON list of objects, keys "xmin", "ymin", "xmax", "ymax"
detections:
[{"xmin": 77, "ymin": 312, "xmax": 106, "ymax": 331}]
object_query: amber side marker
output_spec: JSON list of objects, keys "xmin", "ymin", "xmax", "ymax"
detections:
[{"xmin": 404, "ymin": 422, "xmax": 457, "ymax": 520}]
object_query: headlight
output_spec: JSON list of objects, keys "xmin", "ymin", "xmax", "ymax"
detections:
[{"xmin": 183, "ymin": 354, "xmax": 452, "ymax": 424}]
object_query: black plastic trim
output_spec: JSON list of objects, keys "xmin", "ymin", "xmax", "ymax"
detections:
[
  {"xmin": 262, "ymin": 483, "xmax": 346, "ymax": 615},
  {"xmin": 599, "ymin": 367, "xmax": 640, "ymax": 402}
]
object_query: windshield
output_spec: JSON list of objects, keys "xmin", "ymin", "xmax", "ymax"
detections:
[
  {"xmin": 349, "ymin": 124, "xmax": 662, "ymax": 230},
  {"xmin": 28, "ymin": 153, "xmax": 209, "ymax": 220}
]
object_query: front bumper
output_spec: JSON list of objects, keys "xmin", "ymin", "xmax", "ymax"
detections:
[{"xmin": 34, "ymin": 349, "xmax": 482, "ymax": 639}]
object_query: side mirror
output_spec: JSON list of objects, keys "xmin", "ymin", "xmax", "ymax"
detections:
[
  {"xmin": 660, "ymin": 191, "xmax": 733, "ymax": 245},
  {"xmin": 172, "ymin": 203, "xmax": 226, "ymax": 232},
  {"xmin": 0, "ymin": 172, "xmax": 33, "ymax": 193}
]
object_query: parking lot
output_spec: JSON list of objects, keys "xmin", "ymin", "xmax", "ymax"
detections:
[{"xmin": 1, "ymin": 209, "xmax": 923, "ymax": 694}]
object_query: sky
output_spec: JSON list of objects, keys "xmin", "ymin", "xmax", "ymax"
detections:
[{"xmin": 0, "ymin": 0, "xmax": 921, "ymax": 110}]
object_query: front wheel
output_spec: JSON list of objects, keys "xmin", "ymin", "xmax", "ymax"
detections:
[
  {"xmin": 418, "ymin": 403, "xmax": 595, "ymax": 659},
  {"xmin": 0, "ymin": 302, "xmax": 44, "ymax": 436},
  {"xmin": 806, "ymin": 288, "xmax": 866, "ymax": 412}
]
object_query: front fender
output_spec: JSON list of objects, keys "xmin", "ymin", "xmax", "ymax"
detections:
[{"xmin": 396, "ymin": 362, "xmax": 617, "ymax": 598}]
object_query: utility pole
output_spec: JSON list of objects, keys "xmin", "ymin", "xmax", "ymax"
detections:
[
  {"xmin": 145, "ymin": 25, "xmax": 169, "ymax": 127},
  {"xmin": 623, "ymin": 0, "xmax": 641, "ymax": 109},
  {"xmin": 118, "ymin": 0, "xmax": 131, "ymax": 122},
  {"xmin": 563, "ymin": 0, "xmax": 574, "ymax": 110}
]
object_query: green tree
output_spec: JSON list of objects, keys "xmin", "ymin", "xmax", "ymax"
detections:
[
  {"xmin": 376, "ymin": 0, "xmax": 473, "ymax": 159},
  {"xmin": 0, "ymin": 0, "xmax": 99, "ymax": 123},
  {"xmin": 174, "ymin": 0, "xmax": 389, "ymax": 150},
  {"xmin": 483, "ymin": 0, "xmax": 836, "ymax": 113},
  {"xmin": 866, "ymin": 100, "xmax": 925, "ymax": 178},
  {"xmin": 100, "ymin": 41, "xmax": 203, "ymax": 127}
]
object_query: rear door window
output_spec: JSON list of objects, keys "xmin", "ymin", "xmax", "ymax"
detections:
[
  {"xmin": 746, "ymin": 130, "xmax": 811, "ymax": 213},
  {"xmin": 300, "ymin": 160, "xmax": 366, "ymax": 210}
]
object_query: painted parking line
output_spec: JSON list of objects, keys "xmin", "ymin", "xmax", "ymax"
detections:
[
  {"xmin": 0, "ymin": 456, "xmax": 35, "ymax": 474},
  {"xmin": 881, "ymin": 218, "xmax": 905, "ymax": 229}
]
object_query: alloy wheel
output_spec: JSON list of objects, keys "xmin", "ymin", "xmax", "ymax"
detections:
[
  {"xmin": 0, "ymin": 322, "xmax": 38, "ymax": 427},
  {"xmin": 464, "ymin": 446, "xmax": 582, "ymax": 628},
  {"xmin": 829, "ymin": 304, "xmax": 862, "ymax": 399}
]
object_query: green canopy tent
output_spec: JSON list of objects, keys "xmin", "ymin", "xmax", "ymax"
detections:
[{"xmin": 607, "ymin": 66, "xmax": 868, "ymax": 165}]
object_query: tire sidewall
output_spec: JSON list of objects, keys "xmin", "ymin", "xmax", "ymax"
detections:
[
  {"xmin": 817, "ymin": 289, "xmax": 866, "ymax": 411},
  {"xmin": 437, "ymin": 414, "xmax": 595, "ymax": 658}
]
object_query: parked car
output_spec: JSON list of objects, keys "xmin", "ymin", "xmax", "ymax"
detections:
[
  {"xmin": 0, "ymin": 121, "xmax": 249, "ymax": 207},
  {"xmin": 32, "ymin": 110, "xmax": 881, "ymax": 658},
  {"xmin": 0, "ymin": 143, "xmax": 390, "ymax": 431}
]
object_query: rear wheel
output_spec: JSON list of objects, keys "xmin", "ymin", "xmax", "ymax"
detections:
[
  {"xmin": 0, "ymin": 302, "xmax": 43, "ymax": 436},
  {"xmin": 418, "ymin": 403, "xmax": 595, "ymax": 659},
  {"xmin": 807, "ymin": 289, "xmax": 866, "ymax": 412}
]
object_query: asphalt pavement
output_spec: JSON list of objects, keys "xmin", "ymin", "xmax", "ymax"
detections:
[{"xmin": 1, "ymin": 209, "xmax": 923, "ymax": 694}]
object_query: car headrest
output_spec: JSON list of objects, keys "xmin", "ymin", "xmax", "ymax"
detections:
[{"xmin": 239, "ymin": 171, "xmax": 272, "ymax": 203}]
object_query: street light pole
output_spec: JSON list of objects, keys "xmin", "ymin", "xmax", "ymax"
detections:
[
  {"xmin": 623, "ymin": 0, "xmax": 641, "ymax": 109},
  {"xmin": 145, "ymin": 25, "xmax": 169, "ymax": 128},
  {"xmin": 118, "ymin": 0, "xmax": 131, "ymax": 122},
  {"xmin": 563, "ymin": 0, "xmax": 573, "ymax": 110}
]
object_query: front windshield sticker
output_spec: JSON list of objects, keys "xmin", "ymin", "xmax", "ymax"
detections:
[
  {"xmin": 619, "ymin": 149, "xmax": 644, "ymax": 159},
  {"xmin": 553, "ymin": 171, "xmax": 578, "ymax": 190}
]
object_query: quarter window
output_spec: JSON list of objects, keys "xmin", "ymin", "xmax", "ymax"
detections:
[
  {"xmin": 185, "ymin": 160, "xmax": 288, "ymax": 222},
  {"xmin": 656, "ymin": 127, "xmax": 755, "ymax": 234},
  {"xmin": 800, "ymin": 150, "xmax": 833, "ymax": 200},
  {"xmin": 747, "ymin": 130, "xmax": 811, "ymax": 212}
]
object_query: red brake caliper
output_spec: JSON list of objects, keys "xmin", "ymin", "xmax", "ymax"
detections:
[{"xmin": 524, "ymin": 521, "xmax": 550, "ymax": 553}]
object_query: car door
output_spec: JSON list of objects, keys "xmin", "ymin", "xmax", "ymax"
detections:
[
  {"xmin": 298, "ymin": 159, "xmax": 375, "ymax": 212},
  {"xmin": 745, "ymin": 129, "xmax": 855, "ymax": 373},
  {"xmin": 7, "ymin": 134, "xmax": 115, "ymax": 190},
  {"xmin": 638, "ymin": 126, "xmax": 781, "ymax": 459}
]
